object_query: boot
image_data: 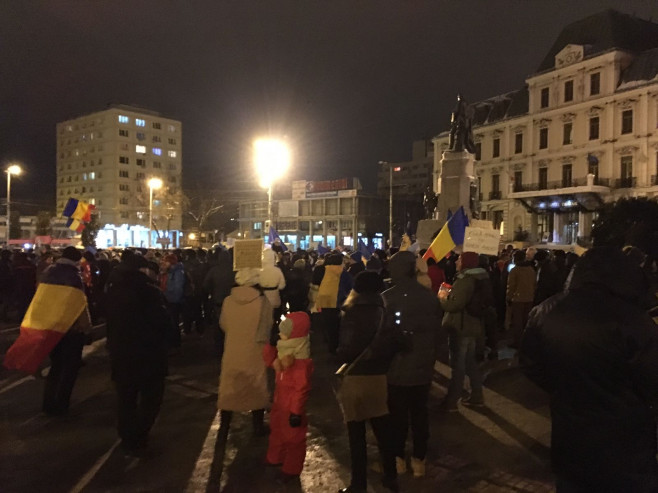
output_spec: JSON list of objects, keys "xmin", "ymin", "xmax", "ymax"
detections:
[
  {"xmin": 410, "ymin": 457, "xmax": 426, "ymax": 478},
  {"xmin": 252, "ymin": 409, "xmax": 269, "ymax": 436}
]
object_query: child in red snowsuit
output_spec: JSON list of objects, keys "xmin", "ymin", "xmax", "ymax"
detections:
[{"xmin": 263, "ymin": 311, "xmax": 314, "ymax": 479}]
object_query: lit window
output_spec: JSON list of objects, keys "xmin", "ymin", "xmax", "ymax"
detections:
[
  {"xmin": 136, "ymin": 119, "xmax": 146, "ymax": 127},
  {"xmin": 153, "ymin": 148, "xmax": 162, "ymax": 156},
  {"xmin": 83, "ymin": 173, "xmax": 88, "ymax": 181},
  {"xmin": 118, "ymin": 115, "xmax": 129, "ymax": 124},
  {"xmin": 89, "ymin": 198, "xmax": 95, "ymax": 205},
  {"xmin": 136, "ymin": 145, "xmax": 147, "ymax": 154},
  {"xmin": 168, "ymin": 150, "xmax": 177, "ymax": 158},
  {"xmin": 168, "ymin": 125, "xmax": 175, "ymax": 132},
  {"xmin": 89, "ymin": 172, "xmax": 96, "ymax": 180}
]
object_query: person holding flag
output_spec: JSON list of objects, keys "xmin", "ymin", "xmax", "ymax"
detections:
[
  {"xmin": 4, "ymin": 247, "xmax": 91, "ymax": 416},
  {"xmin": 423, "ymin": 206, "xmax": 469, "ymax": 263}
]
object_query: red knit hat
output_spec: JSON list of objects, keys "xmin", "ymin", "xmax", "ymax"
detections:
[
  {"xmin": 460, "ymin": 251, "xmax": 479, "ymax": 270},
  {"xmin": 279, "ymin": 312, "xmax": 311, "ymax": 339}
]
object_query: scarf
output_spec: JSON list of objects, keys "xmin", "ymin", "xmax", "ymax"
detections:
[{"xmin": 276, "ymin": 335, "xmax": 311, "ymax": 364}]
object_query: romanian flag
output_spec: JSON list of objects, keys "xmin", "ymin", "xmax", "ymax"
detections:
[
  {"xmin": 423, "ymin": 206, "xmax": 469, "ymax": 262},
  {"xmin": 62, "ymin": 198, "xmax": 95, "ymax": 222},
  {"xmin": 66, "ymin": 217, "xmax": 85, "ymax": 233},
  {"xmin": 3, "ymin": 282, "xmax": 87, "ymax": 374}
]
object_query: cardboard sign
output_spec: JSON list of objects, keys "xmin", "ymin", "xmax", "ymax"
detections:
[
  {"xmin": 233, "ymin": 239, "xmax": 263, "ymax": 270},
  {"xmin": 463, "ymin": 227, "xmax": 501, "ymax": 256}
]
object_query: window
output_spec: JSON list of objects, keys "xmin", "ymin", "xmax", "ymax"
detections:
[
  {"xmin": 136, "ymin": 132, "xmax": 145, "ymax": 141},
  {"xmin": 153, "ymin": 161, "xmax": 162, "ymax": 169},
  {"xmin": 119, "ymin": 129, "xmax": 129, "ymax": 137},
  {"xmin": 539, "ymin": 128, "xmax": 548, "ymax": 149},
  {"xmin": 474, "ymin": 142, "xmax": 481, "ymax": 160},
  {"xmin": 168, "ymin": 163, "xmax": 176, "ymax": 170},
  {"xmin": 621, "ymin": 156, "xmax": 633, "ymax": 187},
  {"xmin": 589, "ymin": 116, "xmax": 600, "ymax": 140},
  {"xmin": 81, "ymin": 186, "xmax": 86, "ymax": 193},
  {"xmin": 590, "ymin": 72, "xmax": 600, "ymax": 96},
  {"xmin": 540, "ymin": 87, "xmax": 549, "ymax": 108},
  {"xmin": 621, "ymin": 110, "xmax": 633, "ymax": 134},
  {"xmin": 514, "ymin": 133, "xmax": 523, "ymax": 154},
  {"xmin": 136, "ymin": 118, "xmax": 145, "ymax": 127},
  {"xmin": 492, "ymin": 174, "xmax": 500, "ymax": 192},
  {"xmin": 168, "ymin": 125, "xmax": 176, "ymax": 132},
  {"xmin": 119, "ymin": 197, "xmax": 129, "ymax": 205},
  {"xmin": 539, "ymin": 168, "xmax": 548, "ymax": 189},
  {"xmin": 152, "ymin": 147, "xmax": 162, "ymax": 156},
  {"xmin": 135, "ymin": 145, "xmax": 146, "ymax": 154},
  {"xmin": 563, "ymin": 122, "xmax": 573, "ymax": 145},
  {"xmin": 137, "ymin": 158, "xmax": 146, "ymax": 167},
  {"xmin": 152, "ymin": 135, "xmax": 161, "ymax": 143},
  {"xmin": 168, "ymin": 138, "xmax": 176, "ymax": 145},
  {"xmin": 119, "ymin": 156, "xmax": 129, "ymax": 164},
  {"xmin": 152, "ymin": 122, "xmax": 161, "ymax": 129},
  {"xmin": 118, "ymin": 115, "xmax": 129, "ymax": 124},
  {"xmin": 562, "ymin": 164, "xmax": 572, "ymax": 187},
  {"xmin": 120, "ymin": 211, "xmax": 129, "ymax": 218},
  {"xmin": 82, "ymin": 173, "xmax": 88, "ymax": 181},
  {"xmin": 168, "ymin": 150, "xmax": 177, "ymax": 158},
  {"xmin": 492, "ymin": 138, "xmax": 500, "ymax": 158},
  {"xmin": 136, "ymin": 172, "xmax": 145, "ymax": 179},
  {"xmin": 564, "ymin": 80, "xmax": 574, "ymax": 102},
  {"xmin": 119, "ymin": 170, "xmax": 129, "ymax": 178},
  {"xmin": 514, "ymin": 171, "xmax": 523, "ymax": 192},
  {"xmin": 119, "ymin": 184, "xmax": 130, "ymax": 191},
  {"xmin": 89, "ymin": 172, "xmax": 95, "ymax": 180},
  {"xmin": 588, "ymin": 158, "xmax": 599, "ymax": 179},
  {"xmin": 168, "ymin": 176, "xmax": 177, "ymax": 183}
]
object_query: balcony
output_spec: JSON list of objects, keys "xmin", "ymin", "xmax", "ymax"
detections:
[
  {"xmin": 613, "ymin": 177, "xmax": 637, "ymax": 189},
  {"xmin": 489, "ymin": 191, "xmax": 502, "ymax": 200},
  {"xmin": 512, "ymin": 178, "xmax": 611, "ymax": 193}
]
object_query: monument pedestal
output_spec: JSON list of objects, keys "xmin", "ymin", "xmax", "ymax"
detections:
[{"xmin": 438, "ymin": 150, "xmax": 475, "ymax": 224}]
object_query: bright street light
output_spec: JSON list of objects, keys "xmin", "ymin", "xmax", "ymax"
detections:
[
  {"xmin": 253, "ymin": 138, "xmax": 290, "ymax": 237},
  {"xmin": 6, "ymin": 164, "xmax": 23, "ymax": 243},
  {"xmin": 148, "ymin": 177, "xmax": 163, "ymax": 248}
]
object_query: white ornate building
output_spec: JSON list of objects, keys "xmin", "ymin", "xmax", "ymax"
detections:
[
  {"xmin": 56, "ymin": 105, "xmax": 183, "ymax": 247},
  {"xmin": 433, "ymin": 10, "xmax": 658, "ymax": 244}
]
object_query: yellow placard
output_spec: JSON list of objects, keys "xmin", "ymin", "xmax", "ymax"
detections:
[{"xmin": 233, "ymin": 239, "xmax": 264, "ymax": 270}]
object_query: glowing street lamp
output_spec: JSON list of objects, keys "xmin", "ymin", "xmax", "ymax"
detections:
[
  {"xmin": 148, "ymin": 177, "xmax": 163, "ymax": 248},
  {"xmin": 254, "ymin": 138, "xmax": 290, "ymax": 236},
  {"xmin": 6, "ymin": 164, "xmax": 22, "ymax": 243}
]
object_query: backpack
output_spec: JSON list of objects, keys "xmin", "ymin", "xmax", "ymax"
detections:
[{"xmin": 465, "ymin": 276, "xmax": 495, "ymax": 318}]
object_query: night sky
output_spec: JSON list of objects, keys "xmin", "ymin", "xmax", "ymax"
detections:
[{"xmin": 2, "ymin": 1, "xmax": 658, "ymax": 211}]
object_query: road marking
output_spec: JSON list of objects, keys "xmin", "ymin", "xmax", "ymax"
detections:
[
  {"xmin": 68, "ymin": 439, "xmax": 121, "ymax": 493},
  {"xmin": 433, "ymin": 361, "xmax": 550, "ymax": 458},
  {"xmin": 0, "ymin": 375, "xmax": 35, "ymax": 395},
  {"xmin": 185, "ymin": 411, "xmax": 220, "ymax": 493}
]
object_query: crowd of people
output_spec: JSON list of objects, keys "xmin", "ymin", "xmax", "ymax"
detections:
[{"xmin": 4, "ymin": 238, "xmax": 658, "ymax": 492}]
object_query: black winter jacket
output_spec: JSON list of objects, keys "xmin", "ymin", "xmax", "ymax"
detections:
[
  {"xmin": 521, "ymin": 251, "xmax": 658, "ymax": 490},
  {"xmin": 106, "ymin": 265, "xmax": 173, "ymax": 384},
  {"xmin": 337, "ymin": 291, "xmax": 397, "ymax": 376}
]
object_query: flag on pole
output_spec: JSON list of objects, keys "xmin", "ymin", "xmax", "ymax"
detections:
[
  {"xmin": 357, "ymin": 238, "xmax": 372, "ymax": 260},
  {"xmin": 3, "ymin": 281, "xmax": 88, "ymax": 374},
  {"xmin": 423, "ymin": 206, "xmax": 469, "ymax": 262},
  {"xmin": 268, "ymin": 226, "xmax": 288, "ymax": 251},
  {"xmin": 317, "ymin": 243, "xmax": 329, "ymax": 255}
]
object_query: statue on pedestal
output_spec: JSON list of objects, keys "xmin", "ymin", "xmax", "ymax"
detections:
[
  {"xmin": 448, "ymin": 93, "xmax": 476, "ymax": 154},
  {"xmin": 422, "ymin": 186, "xmax": 438, "ymax": 219}
]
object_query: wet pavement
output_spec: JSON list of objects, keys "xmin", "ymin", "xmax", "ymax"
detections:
[{"xmin": 0, "ymin": 325, "xmax": 554, "ymax": 492}]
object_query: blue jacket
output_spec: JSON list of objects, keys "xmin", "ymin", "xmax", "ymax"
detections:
[{"xmin": 164, "ymin": 263, "xmax": 185, "ymax": 304}]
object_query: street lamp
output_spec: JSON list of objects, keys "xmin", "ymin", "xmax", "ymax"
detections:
[
  {"xmin": 5, "ymin": 164, "xmax": 22, "ymax": 243},
  {"xmin": 147, "ymin": 177, "xmax": 163, "ymax": 248},
  {"xmin": 254, "ymin": 138, "xmax": 290, "ymax": 237}
]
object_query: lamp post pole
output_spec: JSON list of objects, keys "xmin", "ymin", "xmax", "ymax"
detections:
[
  {"xmin": 149, "ymin": 185, "xmax": 154, "ymax": 248},
  {"xmin": 389, "ymin": 164, "xmax": 393, "ymax": 249},
  {"xmin": 6, "ymin": 172, "xmax": 11, "ymax": 243}
]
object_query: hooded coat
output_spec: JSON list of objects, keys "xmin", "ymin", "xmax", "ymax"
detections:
[
  {"xmin": 440, "ymin": 266, "xmax": 490, "ymax": 339},
  {"xmin": 383, "ymin": 252, "xmax": 444, "ymax": 386},
  {"xmin": 260, "ymin": 249, "xmax": 286, "ymax": 309},
  {"xmin": 521, "ymin": 248, "xmax": 658, "ymax": 490},
  {"xmin": 217, "ymin": 285, "xmax": 272, "ymax": 411}
]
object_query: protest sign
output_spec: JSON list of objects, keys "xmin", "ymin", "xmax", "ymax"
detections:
[
  {"xmin": 233, "ymin": 239, "xmax": 263, "ymax": 270},
  {"xmin": 463, "ymin": 227, "xmax": 501, "ymax": 256}
]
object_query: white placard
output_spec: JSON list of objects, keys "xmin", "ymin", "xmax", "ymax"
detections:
[{"xmin": 463, "ymin": 227, "xmax": 501, "ymax": 256}]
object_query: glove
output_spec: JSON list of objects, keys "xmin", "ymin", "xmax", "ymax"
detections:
[{"xmin": 289, "ymin": 413, "xmax": 302, "ymax": 428}]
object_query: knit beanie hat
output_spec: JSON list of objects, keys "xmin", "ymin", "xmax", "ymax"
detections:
[
  {"xmin": 350, "ymin": 252, "xmax": 362, "ymax": 263},
  {"xmin": 460, "ymin": 251, "xmax": 479, "ymax": 270},
  {"xmin": 279, "ymin": 312, "xmax": 311, "ymax": 339}
]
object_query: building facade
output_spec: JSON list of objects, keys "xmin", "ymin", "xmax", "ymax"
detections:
[
  {"xmin": 238, "ymin": 179, "xmax": 389, "ymax": 250},
  {"xmin": 56, "ymin": 105, "xmax": 183, "ymax": 247},
  {"xmin": 433, "ymin": 10, "xmax": 658, "ymax": 244}
]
